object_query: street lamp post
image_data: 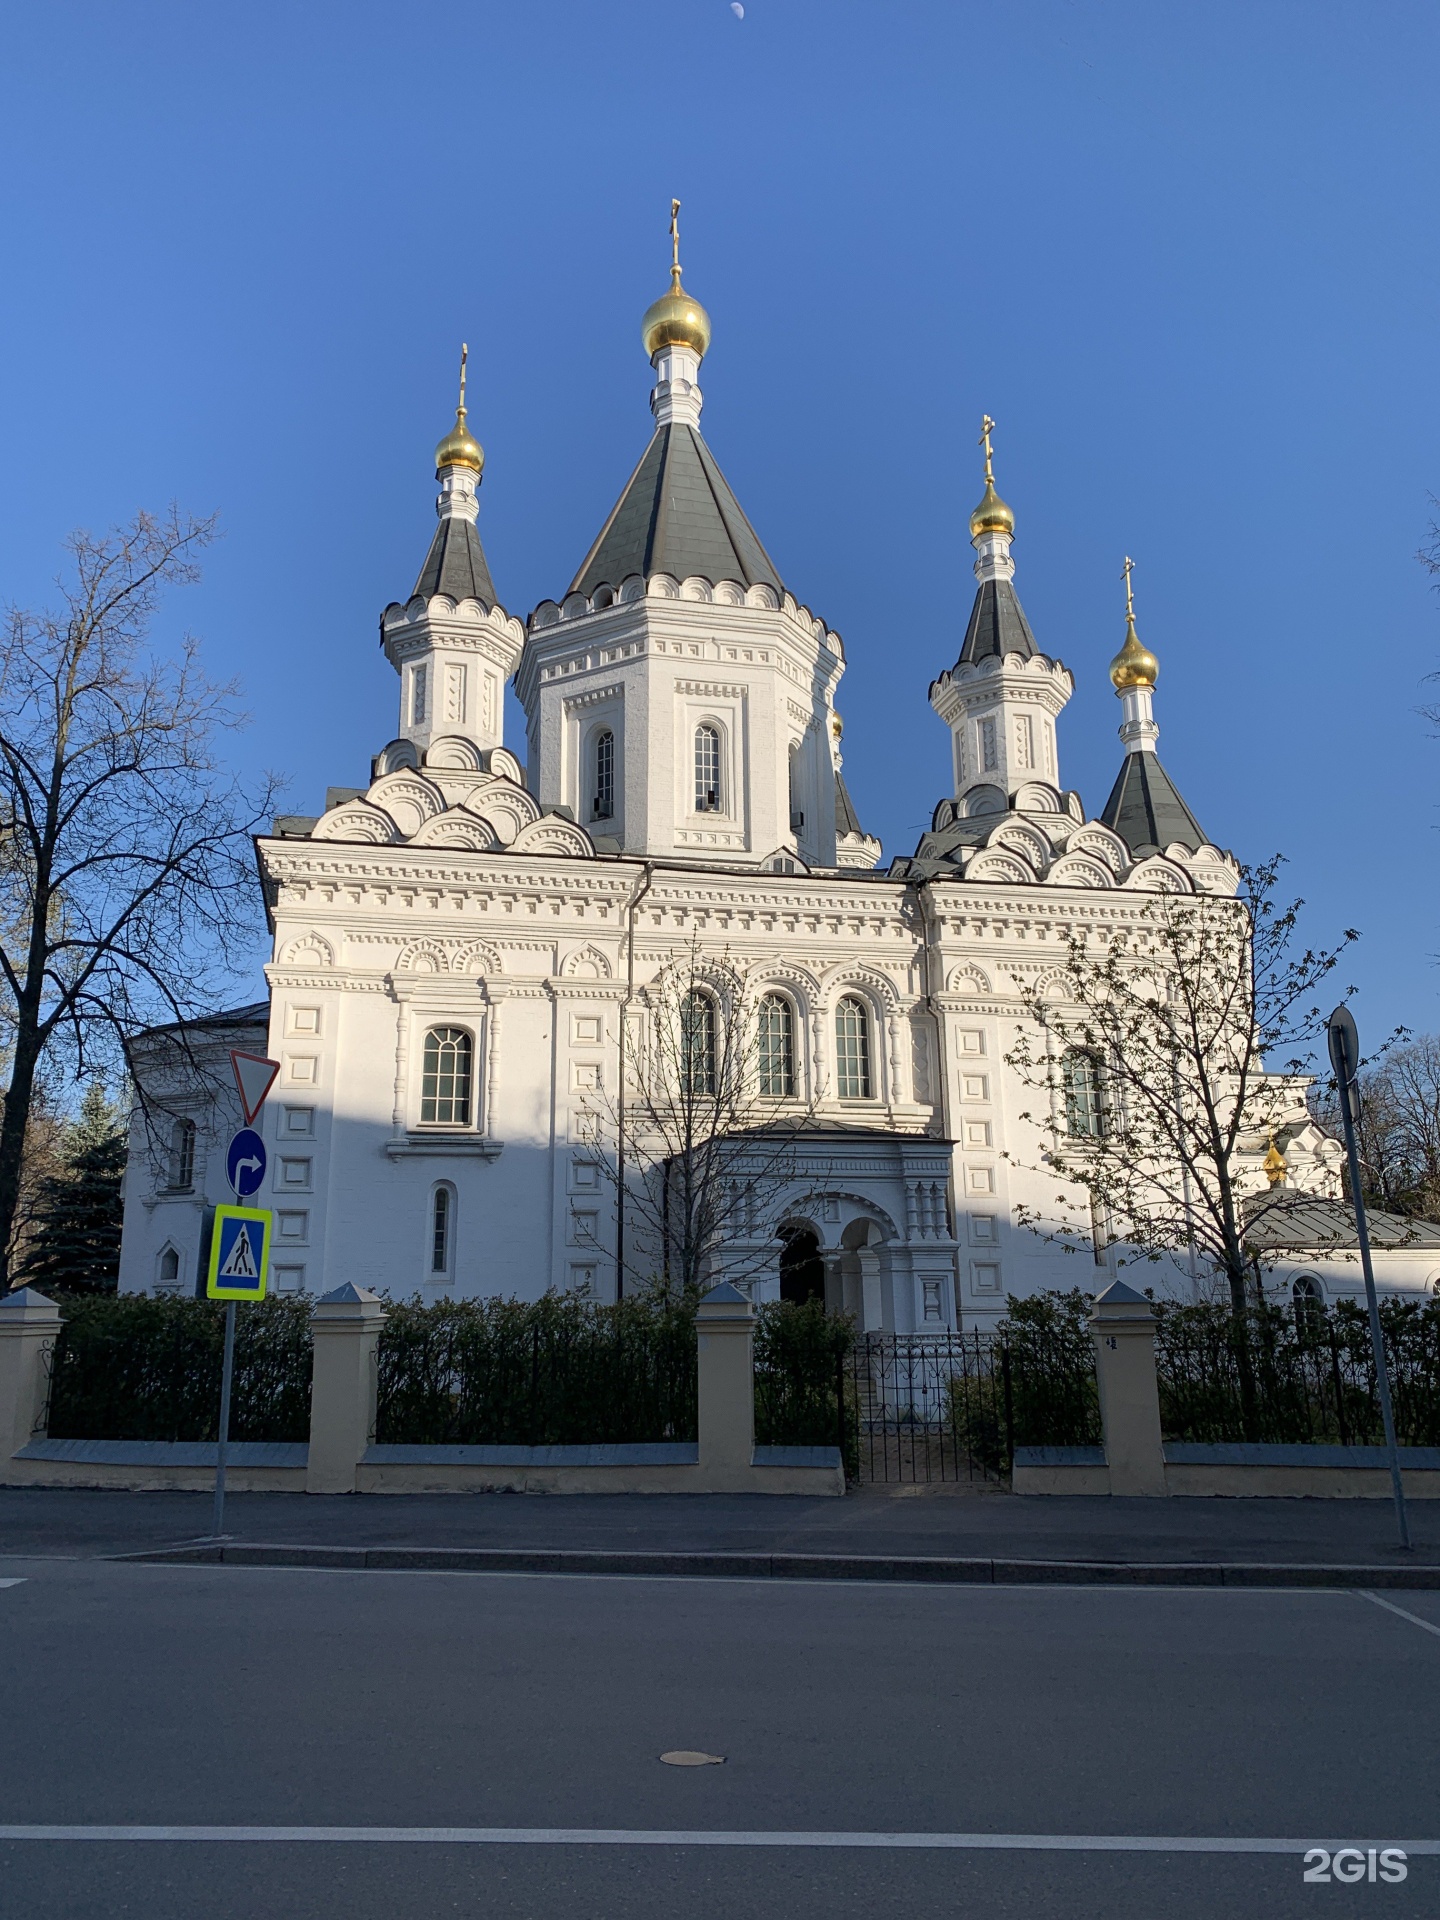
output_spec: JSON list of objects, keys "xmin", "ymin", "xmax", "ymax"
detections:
[{"xmin": 1326, "ymin": 1005, "xmax": 1410, "ymax": 1551}]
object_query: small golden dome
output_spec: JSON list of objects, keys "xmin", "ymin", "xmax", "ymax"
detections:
[
  {"xmin": 1263, "ymin": 1137, "xmax": 1287, "ymax": 1188},
  {"xmin": 435, "ymin": 405, "xmax": 483, "ymax": 475},
  {"xmin": 1109, "ymin": 613, "xmax": 1159, "ymax": 691},
  {"xmin": 642, "ymin": 268, "xmax": 712, "ymax": 361},
  {"xmin": 969, "ymin": 478, "xmax": 1015, "ymax": 540}
]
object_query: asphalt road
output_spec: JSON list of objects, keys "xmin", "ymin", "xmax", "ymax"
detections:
[{"xmin": 1, "ymin": 1555, "xmax": 1438, "ymax": 1918}]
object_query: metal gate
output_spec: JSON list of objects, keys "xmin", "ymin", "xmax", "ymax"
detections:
[{"xmin": 842, "ymin": 1331, "xmax": 1011, "ymax": 1485}]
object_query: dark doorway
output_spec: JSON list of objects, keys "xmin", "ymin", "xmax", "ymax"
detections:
[{"xmin": 779, "ymin": 1226, "xmax": 825, "ymax": 1305}]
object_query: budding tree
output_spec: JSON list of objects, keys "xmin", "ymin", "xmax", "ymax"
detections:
[
  {"xmin": 0, "ymin": 509, "xmax": 279, "ymax": 1291},
  {"xmin": 1006, "ymin": 858, "xmax": 1358, "ymax": 1319}
]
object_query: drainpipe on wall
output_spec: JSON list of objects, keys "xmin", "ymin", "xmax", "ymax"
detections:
[{"xmin": 615, "ymin": 861, "xmax": 654, "ymax": 1301}]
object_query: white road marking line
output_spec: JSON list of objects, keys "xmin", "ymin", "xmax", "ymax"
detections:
[
  {"xmin": 0, "ymin": 1827, "xmax": 1436, "ymax": 1852},
  {"xmin": 1355, "ymin": 1589, "xmax": 1440, "ymax": 1640},
  {"xmin": 0, "ymin": 1579, "xmax": 25, "ymax": 1590}
]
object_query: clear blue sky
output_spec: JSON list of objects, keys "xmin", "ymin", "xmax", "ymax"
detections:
[{"xmin": 1, "ymin": 1, "xmax": 1436, "ymax": 1045}]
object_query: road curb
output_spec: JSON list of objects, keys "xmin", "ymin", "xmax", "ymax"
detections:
[{"xmin": 109, "ymin": 1542, "xmax": 1440, "ymax": 1589}]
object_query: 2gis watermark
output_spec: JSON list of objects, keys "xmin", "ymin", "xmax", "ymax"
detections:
[{"xmin": 1303, "ymin": 1848, "xmax": 1408, "ymax": 1884}]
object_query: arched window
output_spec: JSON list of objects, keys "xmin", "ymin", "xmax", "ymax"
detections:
[
  {"xmin": 431, "ymin": 1184, "xmax": 455, "ymax": 1277},
  {"xmin": 694, "ymin": 724, "xmax": 722, "ymax": 812},
  {"xmin": 835, "ymin": 996, "xmax": 873, "ymax": 1100},
  {"xmin": 157, "ymin": 1246, "xmax": 181, "ymax": 1292},
  {"xmin": 1293, "ymin": 1274, "xmax": 1325, "ymax": 1339},
  {"xmin": 169, "ymin": 1118, "xmax": 195, "ymax": 1190},
  {"xmin": 758, "ymin": 994, "xmax": 795, "ymax": 1099},
  {"xmin": 681, "ymin": 990, "xmax": 717, "ymax": 1097},
  {"xmin": 592, "ymin": 729, "xmax": 614, "ymax": 820},
  {"xmin": 1063, "ymin": 1049, "xmax": 1106, "ymax": 1139},
  {"xmin": 421, "ymin": 1026, "xmax": 473, "ymax": 1126}
]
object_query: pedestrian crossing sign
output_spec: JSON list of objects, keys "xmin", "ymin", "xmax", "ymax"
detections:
[{"xmin": 206, "ymin": 1205, "xmax": 272, "ymax": 1301}]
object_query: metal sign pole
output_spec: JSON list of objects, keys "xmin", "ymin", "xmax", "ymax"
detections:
[
  {"xmin": 212, "ymin": 1299, "xmax": 236, "ymax": 1540},
  {"xmin": 1327, "ymin": 1006, "xmax": 1410, "ymax": 1552}
]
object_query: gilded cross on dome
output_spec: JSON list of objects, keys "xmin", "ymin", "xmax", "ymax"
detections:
[{"xmin": 978, "ymin": 415, "xmax": 997, "ymax": 483}]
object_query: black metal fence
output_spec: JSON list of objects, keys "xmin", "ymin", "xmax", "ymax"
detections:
[
  {"xmin": 1156, "ymin": 1296, "xmax": 1440, "ymax": 1447},
  {"xmin": 837, "ymin": 1302, "xmax": 1103, "ymax": 1487},
  {"xmin": 44, "ymin": 1294, "xmax": 312, "ymax": 1443}
]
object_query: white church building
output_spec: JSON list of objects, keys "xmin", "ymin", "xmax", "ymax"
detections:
[{"xmin": 117, "ymin": 224, "xmax": 1440, "ymax": 1326}]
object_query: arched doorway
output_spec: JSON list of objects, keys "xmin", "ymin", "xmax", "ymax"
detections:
[{"xmin": 779, "ymin": 1225, "xmax": 825, "ymax": 1305}]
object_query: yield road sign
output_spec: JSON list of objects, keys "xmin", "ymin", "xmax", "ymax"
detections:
[
  {"xmin": 226, "ymin": 1129, "xmax": 267, "ymax": 1199},
  {"xmin": 206, "ymin": 1205, "xmax": 272, "ymax": 1301},
  {"xmin": 230, "ymin": 1051, "xmax": 280, "ymax": 1128}
]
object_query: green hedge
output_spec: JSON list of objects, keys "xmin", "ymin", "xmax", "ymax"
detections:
[
  {"xmin": 753, "ymin": 1299, "xmax": 856, "ymax": 1466},
  {"xmin": 947, "ymin": 1290, "xmax": 1102, "ymax": 1477},
  {"xmin": 374, "ymin": 1292, "xmax": 698, "ymax": 1445},
  {"xmin": 1156, "ymin": 1294, "xmax": 1440, "ymax": 1446},
  {"xmin": 45, "ymin": 1294, "xmax": 312, "ymax": 1443}
]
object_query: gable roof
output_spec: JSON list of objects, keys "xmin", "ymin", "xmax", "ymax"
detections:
[
  {"xmin": 413, "ymin": 515, "xmax": 498, "ymax": 610},
  {"xmin": 570, "ymin": 424, "xmax": 783, "ymax": 596},
  {"xmin": 1098, "ymin": 751, "xmax": 1206, "ymax": 855}
]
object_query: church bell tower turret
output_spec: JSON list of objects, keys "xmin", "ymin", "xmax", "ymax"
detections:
[
  {"xmin": 377, "ymin": 346, "xmax": 524, "ymax": 775},
  {"xmin": 928, "ymin": 418, "xmax": 1074, "ymax": 819}
]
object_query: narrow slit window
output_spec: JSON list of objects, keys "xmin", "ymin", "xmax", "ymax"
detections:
[
  {"xmin": 835, "ymin": 997, "xmax": 873, "ymax": 1100},
  {"xmin": 431, "ymin": 1186, "xmax": 452, "ymax": 1274},
  {"xmin": 694, "ymin": 725, "xmax": 721, "ymax": 812},
  {"xmin": 758, "ymin": 994, "xmax": 795, "ymax": 1099},
  {"xmin": 421, "ymin": 1026, "xmax": 473, "ymax": 1126},
  {"xmin": 412, "ymin": 663, "xmax": 428, "ymax": 726},
  {"xmin": 593, "ymin": 729, "xmax": 614, "ymax": 820}
]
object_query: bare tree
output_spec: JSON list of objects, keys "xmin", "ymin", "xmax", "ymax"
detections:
[
  {"xmin": 0, "ymin": 509, "xmax": 280, "ymax": 1291},
  {"xmin": 583, "ymin": 942, "xmax": 828, "ymax": 1296},
  {"xmin": 1006, "ymin": 858, "xmax": 1359, "ymax": 1321},
  {"xmin": 1311, "ymin": 1035, "xmax": 1440, "ymax": 1221}
]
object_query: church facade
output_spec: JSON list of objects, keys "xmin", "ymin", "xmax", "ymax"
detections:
[{"xmin": 117, "ymin": 227, "xmax": 1440, "ymax": 1324}]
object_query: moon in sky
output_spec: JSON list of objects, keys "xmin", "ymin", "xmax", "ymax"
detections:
[{"xmin": 731, "ymin": 3, "xmax": 744, "ymax": 17}]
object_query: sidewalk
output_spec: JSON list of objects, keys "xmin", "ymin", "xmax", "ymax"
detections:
[{"xmin": 1, "ymin": 1484, "xmax": 1435, "ymax": 1585}]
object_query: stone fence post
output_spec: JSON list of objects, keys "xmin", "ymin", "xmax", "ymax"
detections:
[
  {"xmin": 1090, "ymin": 1279, "xmax": 1167, "ymax": 1496},
  {"xmin": 0, "ymin": 1288, "xmax": 64, "ymax": 1465},
  {"xmin": 695, "ymin": 1282, "xmax": 755, "ymax": 1486},
  {"xmin": 307, "ymin": 1283, "xmax": 386, "ymax": 1494}
]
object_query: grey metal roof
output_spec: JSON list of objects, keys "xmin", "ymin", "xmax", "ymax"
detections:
[
  {"xmin": 834, "ymin": 771, "xmax": 865, "ymax": 840},
  {"xmin": 570, "ymin": 425, "xmax": 783, "ymax": 596},
  {"xmin": 1098, "ymin": 751, "xmax": 1206, "ymax": 855},
  {"xmin": 414, "ymin": 515, "xmax": 498, "ymax": 609},
  {"xmin": 1244, "ymin": 1193, "xmax": 1440, "ymax": 1251},
  {"xmin": 956, "ymin": 578, "xmax": 1038, "ymax": 666}
]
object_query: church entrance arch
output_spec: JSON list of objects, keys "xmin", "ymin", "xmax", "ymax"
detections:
[{"xmin": 778, "ymin": 1223, "xmax": 825, "ymax": 1305}]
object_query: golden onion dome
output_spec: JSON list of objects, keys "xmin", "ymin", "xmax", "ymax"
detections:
[
  {"xmin": 1109, "ymin": 613, "xmax": 1159, "ymax": 691},
  {"xmin": 968, "ymin": 478, "xmax": 1015, "ymax": 540},
  {"xmin": 435, "ymin": 405, "xmax": 483, "ymax": 475},
  {"xmin": 642, "ymin": 267, "xmax": 712, "ymax": 361}
]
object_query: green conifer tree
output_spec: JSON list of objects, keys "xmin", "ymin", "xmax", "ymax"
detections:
[{"xmin": 18, "ymin": 1084, "xmax": 125, "ymax": 1294}]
